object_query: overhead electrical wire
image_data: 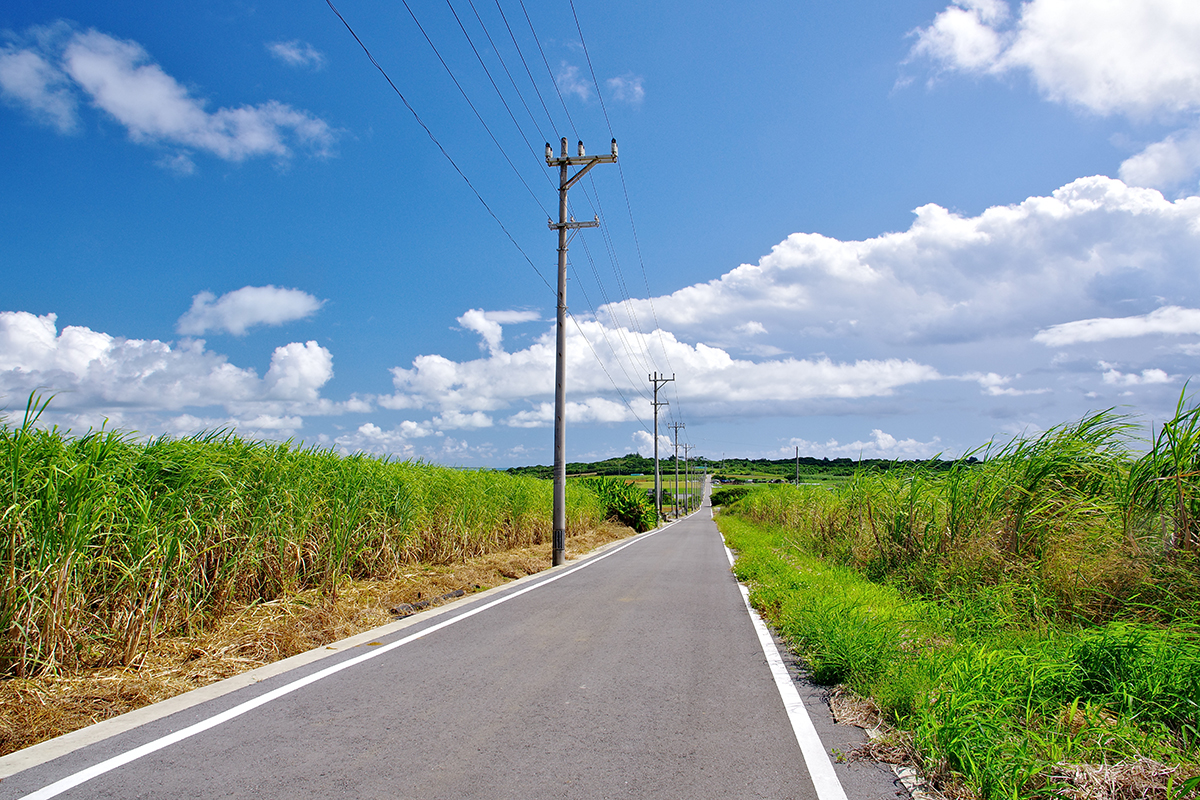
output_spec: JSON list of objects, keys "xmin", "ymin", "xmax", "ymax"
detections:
[
  {"xmin": 470, "ymin": 0, "xmax": 660, "ymax": 410},
  {"xmin": 466, "ymin": 0, "xmax": 553, "ymax": 145},
  {"xmin": 325, "ymin": 0, "xmax": 553, "ymax": 296},
  {"xmin": 330, "ymin": 0, "xmax": 660, "ymax": 436},
  {"xmin": 568, "ymin": 0, "xmax": 683, "ymax": 424},
  {"xmin": 433, "ymin": 0, "xmax": 659, "ymax": 429},
  {"xmin": 576, "ymin": 183, "xmax": 652, "ymax": 370},
  {"xmin": 578, "ymin": 236, "xmax": 655, "ymax": 387},
  {"xmin": 492, "ymin": 0, "xmax": 559, "ymax": 135},
  {"xmin": 445, "ymin": 0, "xmax": 557, "ymax": 192},
  {"xmin": 518, "ymin": 0, "xmax": 579, "ymax": 138},
  {"xmin": 399, "ymin": 0, "xmax": 550, "ymax": 217},
  {"xmin": 498, "ymin": 0, "xmax": 665, "ymax": 387},
  {"xmin": 565, "ymin": 257, "xmax": 650, "ymax": 430}
]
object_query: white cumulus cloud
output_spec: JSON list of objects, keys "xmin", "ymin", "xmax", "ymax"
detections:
[
  {"xmin": 632, "ymin": 430, "xmax": 673, "ymax": 458},
  {"xmin": 1119, "ymin": 122, "xmax": 1200, "ymax": 192},
  {"xmin": 505, "ymin": 397, "xmax": 636, "ymax": 428},
  {"xmin": 266, "ymin": 40, "xmax": 326, "ymax": 70},
  {"xmin": 1100, "ymin": 363, "xmax": 1173, "ymax": 386},
  {"xmin": 786, "ymin": 429, "xmax": 944, "ymax": 460},
  {"xmin": 456, "ymin": 308, "xmax": 540, "ymax": 356},
  {"xmin": 910, "ymin": 0, "xmax": 1200, "ymax": 189},
  {"xmin": 265, "ymin": 341, "xmax": 334, "ymax": 401},
  {"xmin": 606, "ymin": 73, "xmax": 644, "ymax": 104},
  {"xmin": 382, "ymin": 315, "xmax": 939, "ymax": 426},
  {"xmin": 1034, "ymin": 306, "xmax": 1200, "ymax": 345},
  {"xmin": 0, "ymin": 311, "xmax": 354, "ymax": 435},
  {"xmin": 177, "ymin": 285, "xmax": 324, "ymax": 336},
  {"xmin": 0, "ymin": 44, "xmax": 77, "ymax": 132},
  {"xmin": 0, "ymin": 24, "xmax": 335, "ymax": 169},
  {"xmin": 605, "ymin": 177, "xmax": 1200, "ymax": 350},
  {"xmin": 911, "ymin": 0, "xmax": 1200, "ymax": 116},
  {"xmin": 556, "ymin": 63, "xmax": 591, "ymax": 102}
]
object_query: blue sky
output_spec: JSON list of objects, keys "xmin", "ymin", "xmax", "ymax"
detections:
[{"xmin": 4, "ymin": 0, "xmax": 1200, "ymax": 465}]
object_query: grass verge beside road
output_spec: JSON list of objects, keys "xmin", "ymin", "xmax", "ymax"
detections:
[{"xmin": 718, "ymin": 514, "xmax": 1200, "ymax": 800}]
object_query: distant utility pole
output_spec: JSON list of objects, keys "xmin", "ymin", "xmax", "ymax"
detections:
[
  {"xmin": 795, "ymin": 445, "xmax": 800, "ymax": 485},
  {"xmin": 649, "ymin": 372, "xmax": 674, "ymax": 522},
  {"xmin": 682, "ymin": 443, "xmax": 694, "ymax": 513},
  {"xmin": 547, "ymin": 136, "xmax": 617, "ymax": 566},
  {"xmin": 669, "ymin": 422, "xmax": 685, "ymax": 518}
]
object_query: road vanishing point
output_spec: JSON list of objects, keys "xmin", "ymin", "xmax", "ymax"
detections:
[{"xmin": 0, "ymin": 487, "xmax": 900, "ymax": 800}]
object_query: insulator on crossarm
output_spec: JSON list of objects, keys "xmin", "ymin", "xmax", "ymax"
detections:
[
  {"xmin": 611, "ymin": 138, "xmax": 618, "ymax": 157},
  {"xmin": 545, "ymin": 142, "xmax": 552, "ymax": 160},
  {"xmin": 577, "ymin": 140, "xmax": 585, "ymax": 157}
]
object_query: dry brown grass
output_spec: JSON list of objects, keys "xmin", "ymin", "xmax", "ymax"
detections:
[
  {"xmin": 1048, "ymin": 761, "xmax": 1185, "ymax": 800},
  {"xmin": 0, "ymin": 522, "xmax": 634, "ymax": 757}
]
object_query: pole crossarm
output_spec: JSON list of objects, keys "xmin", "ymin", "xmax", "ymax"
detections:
[
  {"xmin": 547, "ymin": 217, "xmax": 599, "ymax": 230},
  {"xmin": 546, "ymin": 139, "xmax": 618, "ymax": 190}
]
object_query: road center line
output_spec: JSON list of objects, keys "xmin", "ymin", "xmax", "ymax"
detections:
[
  {"xmin": 19, "ymin": 522, "xmax": 680, "ymax": 800},
  {"xmin": 723, "ymin": 542, "xmax": 850, "ymax": 800}
]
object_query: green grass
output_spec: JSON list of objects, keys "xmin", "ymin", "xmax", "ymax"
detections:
[
  {"xmin": 718, "ymin": 397, "xmax": 1200, "ymax": 799},
  {"xmin": 575, "ymin": 476, "xmax": 657, "ymax": 532},
  {"xmin": 0, "ymin": 395, "xmax": 613, "ymax": 678},
  {"xmin": 719, "ymin": 515, "xmax": 1200, "ymax": 799}
]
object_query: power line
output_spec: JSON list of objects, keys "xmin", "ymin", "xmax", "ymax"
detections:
[
  {"xmin": 492, "ymin": 0, "xmax": 558, "ymax": 135},
  {"xmin": 466, "ymin": 0, "xmax": 552, "ymax": 145},
  {"xmin": 325, "ymin": 0, "xmax": 554, "ymax": 295},
  {"xmin": 518, "ymin": 0, "xmax": 579, "ymax": 138},
  {"xmin": 578, "ymin": 236, "xmax": 655, "ymax": 384},
  {"xmin": 578, "ymin": 180, "xmax": 654, "ymax": 371},
  {"xmin": 567, "ymin": 0, "xmax": 681, "ymax": 415},
  {"xmin": 332, "ymin": 0, "xmax": 653, "ymax": 442},
  {"xmin": 568, "ymin": 0, "xmax": 612, "ymax": 132},
  {"xmin": 445, "ymin": 0, "xmax": 556, "ymax": 193},
  {"xmin": 567, "ymin": 310, "xmax": 650, "ymax": 433},
  {"xmin": 507, "ymin": 0, "xmax": 666, "ymax": 388},
  {"xmin": 400, "ymin": 0, "xmax": 550, "ymax": 217}
]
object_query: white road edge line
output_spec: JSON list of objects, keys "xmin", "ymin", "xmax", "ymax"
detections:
[
  {"xmin": 724, "ymin": 543, "xmax": 849, "ymax": 800},
  {"xmin": 18, "ymin": 521, "xmax": 684, "ymax": 800}
]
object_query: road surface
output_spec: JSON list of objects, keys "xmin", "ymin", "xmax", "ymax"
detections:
[{"xmin": 0, "ymin": 492, "xmax": 899, "ymax": 800}]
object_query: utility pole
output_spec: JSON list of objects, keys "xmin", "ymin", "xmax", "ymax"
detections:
[
  {"xmin": 649, "ymin": 372, "xmax": 674, "ymax": 523},
  {"xmin": 669, "ymin": 422, "xmax": 685, "ymax": 518},
  {"xmin": 795, "ymin": 445, "xmax": 800, "ymax": 486},
  {"xmin": 682, "ymin": 443, "xmax": 694, "ymax": 513},
  {"xmin": 547, "ymin": 137, "xmax": 617, "ymax": 566}
]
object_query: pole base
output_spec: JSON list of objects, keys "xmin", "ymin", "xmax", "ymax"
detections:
[{"xmin": 552, "ymin": 528, "xmax": 565, "ymax": 566}]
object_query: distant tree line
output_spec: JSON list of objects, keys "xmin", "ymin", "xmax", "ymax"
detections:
[{"xmin": 505, "ymin": 452, "xmax": 978, "ymax": 480}]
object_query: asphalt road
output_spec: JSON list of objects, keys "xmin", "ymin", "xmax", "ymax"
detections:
[{"xmin": 1, "ymin": 494, "xmax": 900, "ymax": 800}]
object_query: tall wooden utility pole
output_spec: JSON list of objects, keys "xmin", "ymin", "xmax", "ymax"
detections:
[
  {"xmin": 547, "ymin": 137, "xmax": 617, "ymax": 566},
  {"xmin": 669, "ymin": 422, "xmax": 685, "ymax": 518},
  {"xmin": 649, "ymin": 372, "xmax": 674, "ymax": 523}
]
